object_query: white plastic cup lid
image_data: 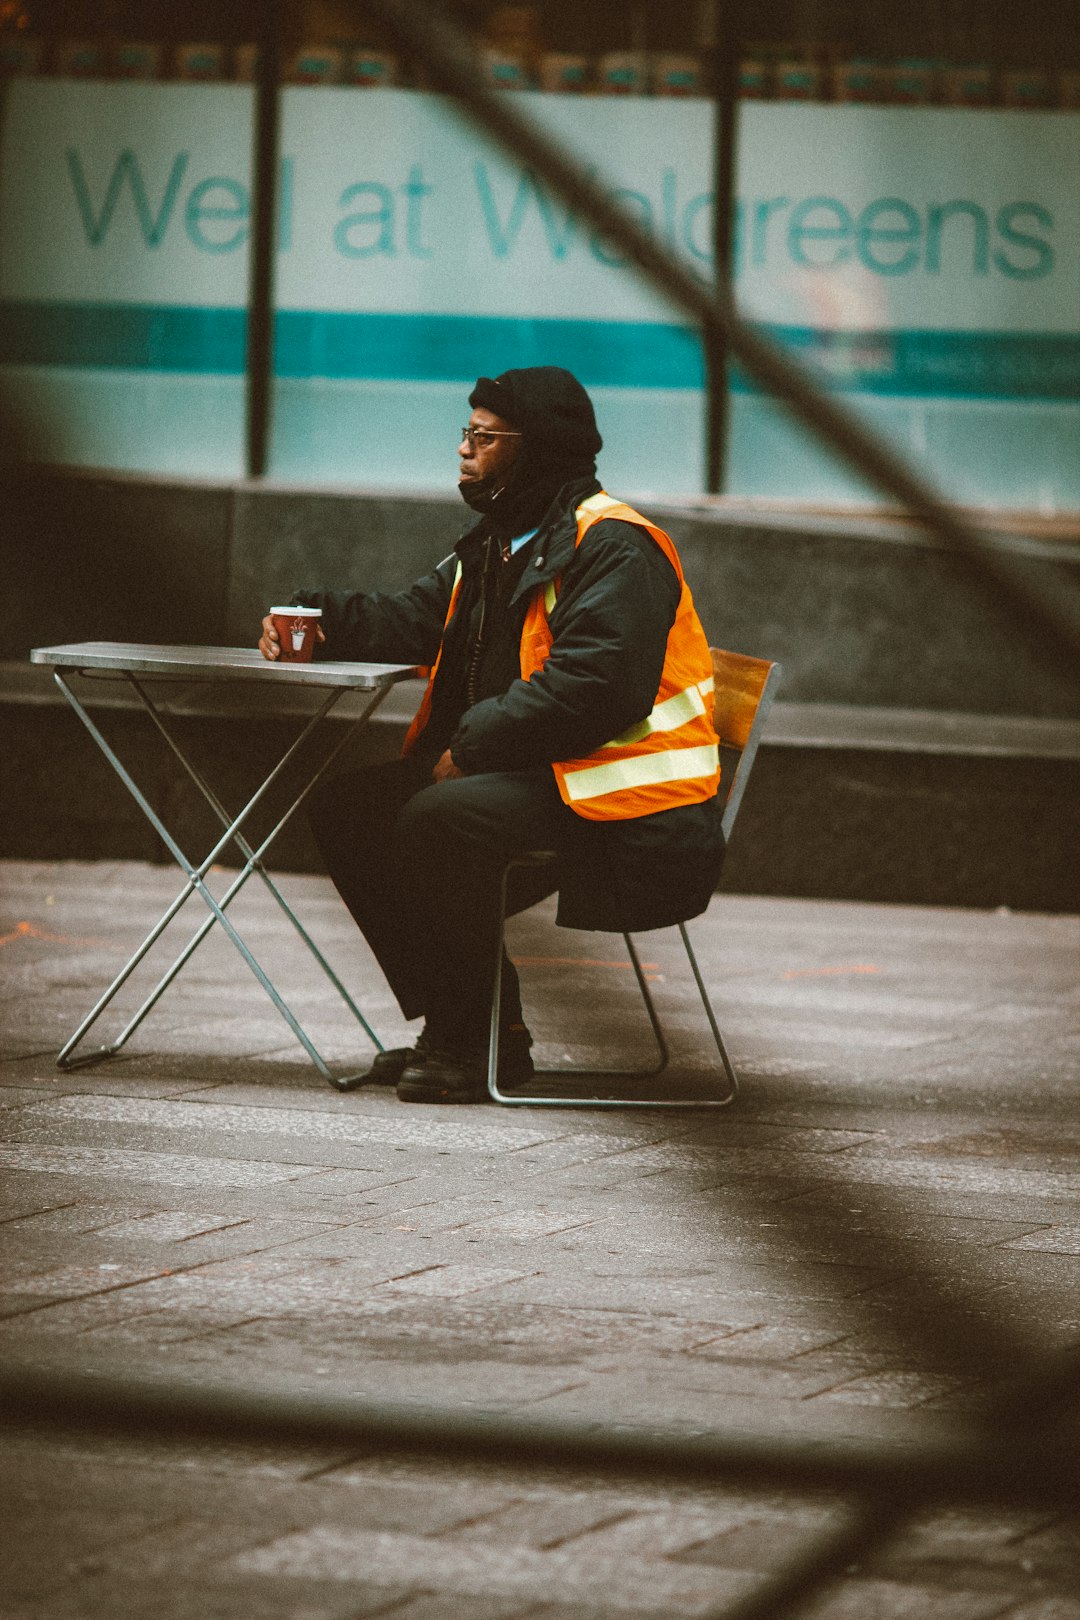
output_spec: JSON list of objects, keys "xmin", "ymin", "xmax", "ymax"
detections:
[{"xmin": 270, "ymin": 605, "xmax": 322, "ymax": 616}]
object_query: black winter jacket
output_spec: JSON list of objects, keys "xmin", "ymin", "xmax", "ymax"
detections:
[{"xmin": 297, "ymin": 478, "xmax": 726, "ymax": 933}]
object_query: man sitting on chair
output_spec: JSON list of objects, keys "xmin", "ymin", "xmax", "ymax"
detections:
[{"xmin": 258, "ymin": 365, "xmax": 724, "ymax": 1104}]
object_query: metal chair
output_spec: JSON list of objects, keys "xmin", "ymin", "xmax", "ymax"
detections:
[{"xmin": 487, "ymin": 647, "xmax": 782, "ymax": 1108}]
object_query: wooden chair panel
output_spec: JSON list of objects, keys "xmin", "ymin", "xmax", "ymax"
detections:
[{"xmin": 710, "ymin": 647, "xmax": 776, "ymax": 751}]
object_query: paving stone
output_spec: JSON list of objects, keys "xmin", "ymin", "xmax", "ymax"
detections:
[
  {"xmin": 510, "ymin": 1378, "xmax": 941, "ymax": 1443},
  {"xmin": 805, "ymin": 1370, "xmax": 973, "ymax": 1408},
  {"xmin": 886, "ymin": 1505, "xmax": 1058, "ymax": 1557},
  {"xmin": 19, "ymin": 1094, "xmax": 580, "ymax": 1164},
  {"xmin": 453, "ymin": 1495, "xmax": 644, "ymax": 1551},
  {"xmin": 445, "ymin": 1208, "xmax": 613, "ymax": 1239},
  {"xmin": 235, "ymin": 1525, "xmax": 759, "ymax": 1613},
  {"xmin": 800, "ymin": 1576, "xmax": 1016, "ymax": 1617},
  {"xmin": 563, "ymin": 1500, "xmax": 811, "ymax": 1560},
  {"xmin": 2, "ymin": 1498, "xmax": 182, "ymax": 1602},
  {"xmin": 0, "ymin": 1142, "xmax": 337, "ymax": 1189},
  {"xmin": 1002, "ymin": 1226, "xmax": 1080, "ymax": 1255},
  {"xmin": 4, "ymin": 1575, "xmax": 409, "ymax": 1619},
  {"xmin": 465, "ymin": 1262, "xmax": 888, "ymax": 1311},
  {"xmin": 312, "ymin": 1449, "xmax": 733, "ymax": 1503},
  {"xmin": 0, "ymin": 1257, "xmax": 176, "ymax": 1296},
  {"xmin": 0, "ymin": 1192, "xmax": 90, "ymax": 1228},
  {"xmin": 1004, "ymin": 1602, "xmax": 1080, "ymax": 1620},
  {"xmin": 372, "ymin": 1598, "xmax": 538, "ymax": 1620},
  {"xmin": 1, "ymin": 1423, "xmax": 362, "ymax": 1482},
  {"xmin": 1, "ymin": 1200, "xmax": 158, "ymax": 1233},
  {"xmin": 687, "ymin": 1321, "xmax": 852, "ymax": 1360},
  {"xmin": 375, "ymin": 1264, "xmax": 543, "ymax": 1299},
  {"xmin": 148, "ymin": 1297, "xmax": 748, "ymax": 1365},
  {"xmin": 90, "ymin": 1210, "xmax": 309, "ymax": 1241},
  {"xmin": 998, "ymin": 1516, "xmax": 1080, "ymax": 1584},
  {"xmin": 0, "ymin": 1085, "xmax": 65, "ymax": 1110},
  {"xmin": 521, "ymin": 1607, "xmax": 704, "ymax": 1620}
]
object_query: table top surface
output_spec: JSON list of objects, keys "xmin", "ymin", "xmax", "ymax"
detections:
[{"xmin": 30, "ymin": 642, "xmax": 420, "ymax": 691}]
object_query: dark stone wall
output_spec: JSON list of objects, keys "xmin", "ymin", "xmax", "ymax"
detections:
[
  {"xmin": 718, "ymin": 743, "xmax": 1080, "ymax": 914},
  {"xmin": 226, "ymin": 486, "xmax": 456, "ymax": 646},
  {"xmin": 4, "ymin": 699, "xmax": 1076, "ymax": 912},
  {"xmin": 663, "ymin": 511, "xmax": 1080, "ymax": 718},
  {"xmin": 6, "ymin": 464, "xmax": 1079, "ymax": 718},
  {"xmin": 0, "ymin": 701, "xmax": 404, "ymax": 873},
  {"xmin": 3, "ymin": 467, "xmax": 233, "ymax": 653}
]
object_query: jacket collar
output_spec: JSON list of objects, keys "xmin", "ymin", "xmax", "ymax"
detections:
[{"xmin": 454, "ymin": 475, "xmax": 601, "ymax": 601}]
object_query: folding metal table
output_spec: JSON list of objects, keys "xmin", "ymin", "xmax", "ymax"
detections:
[{"xmin": 30, "ymin": 642, "xmax": 419, "ymax": 1091}]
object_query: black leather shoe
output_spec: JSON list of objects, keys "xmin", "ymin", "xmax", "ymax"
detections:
[
  {"xmin": 396, "ymin": 1052, "xmax": 487, "ymax": 1105},
  {"xmin": 357, "ymin": 1046, "xmax": 414, "ymax": 1086},
  {"xmin": 396, "ymin": 1027, "xmax": 534, "ymax": 1105},
  {"xmin": 347, "ymin": 1025, "xmax": 442, "ymax": 1088}
]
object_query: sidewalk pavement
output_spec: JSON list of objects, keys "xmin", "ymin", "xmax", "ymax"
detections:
[{"xmin": 1, "ymin": 857, "xmax": 1078, "ymax": 1620}]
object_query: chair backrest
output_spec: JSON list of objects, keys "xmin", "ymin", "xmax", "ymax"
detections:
[{"xmin": 710, "ymin": 647, "xmax": 782, "ymax": 841}]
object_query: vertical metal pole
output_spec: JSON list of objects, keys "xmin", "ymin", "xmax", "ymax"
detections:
[
  {"xmin": 245, "ymin": 0, "xmax": 282, "ymax": 479},
  {"xmin": 704, "ymin": 0, "xmax": 740, "ymax": 494}
]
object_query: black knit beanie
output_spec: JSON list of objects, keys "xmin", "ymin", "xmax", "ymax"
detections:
[{"xmin": 468, "ymin": 366, "xmax": 602, "ymax": 463}]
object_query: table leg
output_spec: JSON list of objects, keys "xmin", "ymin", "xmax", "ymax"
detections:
[
  {"xmin": 126, "ymin": 676, "xmax": 385, "ymax": 1054},
  {"xmin": 51, "ymin": 671, "xmax": 387, "ymax": 1086}
]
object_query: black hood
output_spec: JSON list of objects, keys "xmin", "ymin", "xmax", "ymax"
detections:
[
  {"xmin": 461, "ymin": 366, "xmax": 602, "ymax": 538},
  {"xmin": 469, "ymin": 366, "xmax": 603, "ymax": 464}
]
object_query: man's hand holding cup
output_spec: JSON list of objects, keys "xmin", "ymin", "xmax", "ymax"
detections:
[{"xmin": 260, "ymin": 606, "xmax": 324, "ymax": 662}]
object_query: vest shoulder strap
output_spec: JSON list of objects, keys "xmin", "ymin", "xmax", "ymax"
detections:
[{"xmin": 543, "ymin": 493, "xmax": 683, "ymax": 607}]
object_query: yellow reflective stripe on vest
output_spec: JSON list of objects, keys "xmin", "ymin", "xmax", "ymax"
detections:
[
  {"xmin": 561, "ymin": 744, "xmax": 722, "ymax": 805},
  {"xmin": 602, "ymin": 675, "xmax": 714, "ymax": 748},
  {"xmin": 577, "ymin": 491, "xmax": 622, "ymax": 517}
]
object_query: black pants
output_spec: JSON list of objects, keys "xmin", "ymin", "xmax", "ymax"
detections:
[{"xmin": 308, "ymin": 758, "xmax": 571, "ymax": 1046}]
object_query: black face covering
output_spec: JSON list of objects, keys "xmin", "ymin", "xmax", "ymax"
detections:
[
  {"xmin": 459, "ymin": 449, "xmax": 597, "ymax": 536},
  {"xmin": 457, "ymin": 469, "xmax": 506, "ymax": 515}
]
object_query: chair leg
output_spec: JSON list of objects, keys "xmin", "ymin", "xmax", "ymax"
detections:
[
  {"xmin": 678, "ymin": 922, "xmax": 739, "ymax": 1103},
  {"xmin": 621, "ymin": 932, "xmax": 670, "ymax": 1078},
  {"xmin": 486, "ymin": 870, "xmax": 738, "ymax": 1109}
]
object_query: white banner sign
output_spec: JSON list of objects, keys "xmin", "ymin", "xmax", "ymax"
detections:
[{"xmin": 1, "ymin": 81, "xmax": 1077, "ymax": 497}]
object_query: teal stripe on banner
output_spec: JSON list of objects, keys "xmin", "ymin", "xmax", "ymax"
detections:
[
  {"xmin": 1, "ymin": 301, "xmax": 1078, "ymax": 400},
  {"xmin": 0, "ymin": 300, "xmax": 246, "ymax": 373},
  {"xmin": 273, "ymin": 310, "xmax": 704, "ymax": 388},
  {"xmin": 736, "ymin": 324, "xmax": 1080, "ymax": 401},
  {"xmin": 0, "ymin": 301, "xmax": 701, "ymax": 389}
]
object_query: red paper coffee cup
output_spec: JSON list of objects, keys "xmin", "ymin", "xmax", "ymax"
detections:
[{"xmin": 270, "ymin": 605, "xmax": 322, "ymax": 663}]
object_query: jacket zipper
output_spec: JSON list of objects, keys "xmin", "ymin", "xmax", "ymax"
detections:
[{"xmin": 465, "ymin": 534, "xmax": 496, "ymax": 709}]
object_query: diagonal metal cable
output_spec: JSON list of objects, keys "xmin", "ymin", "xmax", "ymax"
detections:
[
  {"xmin": 700, "ymin": 1331, "xmax": 1080, "ymax": 1620},
  {"xmin": 363, "ymin": 0, "xmax": 1080, "ymax": 673},
  {"xmin": 705, "ymin": 1343, "xmax": 1080, "ymax": 1620},
  {"xmin": 2, "ymin": 1353, "xmax": 1080, "ymax": 1506},
  {"xmin": 700, "ymin": 1494, "xmax": 910, "ymax": 1620},
  {"xmin": 689, "ymin": 1125, "xmax": 1080, "ymax": 1619},
  {"xmin": 698, "ymin": 1162, "xmax": 1080, "ymax": 1620}
]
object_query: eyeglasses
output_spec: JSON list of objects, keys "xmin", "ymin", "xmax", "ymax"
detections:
[{"xmin": 460, "ymin": 426, "xmax": 522, "ymax": 451}]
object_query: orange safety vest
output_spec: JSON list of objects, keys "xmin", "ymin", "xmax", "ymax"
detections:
[
  {"xmin": 403, "ymin": 491, "xmax": 721, "ymax": 821},
  {"xmin": 401, "ymin": 565, "xmax": 464, "ymax": 757}
]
